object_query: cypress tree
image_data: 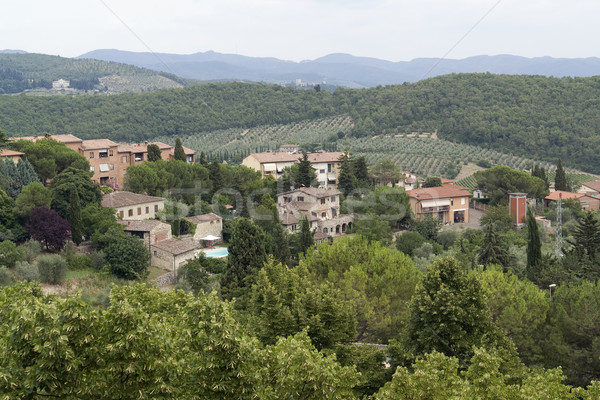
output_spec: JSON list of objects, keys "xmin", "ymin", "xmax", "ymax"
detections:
[
  {"xmin": 209, "ymin": 159, "xmax": 223, "ymax": 194},
  {"xmin": 298, "ymin": 216, "xmax": 314, "ymax": 255},
  {"xmin": 478, "ymin": 224, "xmax": 510, "ymax": 270},
  {"xmin": 68, "ymin": 186, "xmax": 84, "ymax": 245},
  {"xmin": 198, "ymin": 151, "xmax": 208, "ymax": 167},
  {"xmin": 174, "ymin": 138, "xmax": 186, "ymax": 162},
  {"xmin": 555, "ymin": 159, "xmax": 568, "ymax": 191},
  {"xmin": 526, "ymin": 208, "xmax": 542, "ymax": 282},
  {"xmin": 337, "ymin": 152, "xmax": 356, "ymax": 196},
  {"xmin": 297, "ymin": 151, "xmax": 312, "ymax": 187},
  {"xmin": 146, "ymin": 144, "xmax": 162, "ymax": 162}
]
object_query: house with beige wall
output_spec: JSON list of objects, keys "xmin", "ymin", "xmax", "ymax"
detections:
[
  {"xmin": 101, "ymin": 191, "xmax": 165, "ymax": 220},
  {"xmin": 406, "ymin": 184, "xmax": 472, "ymax": 224},
  {"xmin": 118, "ymin": 220, "xmax": 172, "ymax": 251},
  {"xmin": 0, "ymin": 149, "xmax": 24, "ymax": 163},
  {"xmin": 150, "ymin": 238, "xmax": 199, "ymax": 273},
  {"xmin": 184, "ymin": 213, "xmax": 223, "ymax": 246}
]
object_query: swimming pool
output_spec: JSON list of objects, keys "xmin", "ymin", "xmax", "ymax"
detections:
[{"xmin": 203, "ymin": 247, "xmax": 229, "ymax": 258}]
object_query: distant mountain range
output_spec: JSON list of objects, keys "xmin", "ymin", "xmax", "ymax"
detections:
[{"xmin": 78, "ymin": 49, "xmax": 600, "ymax": 88}]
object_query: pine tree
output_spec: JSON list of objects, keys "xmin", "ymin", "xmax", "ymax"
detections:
[
  {"xmin": 272, "ymin": 223, "xmax": 291, "ymax": 264},
  {"xmin": 554, "ymin": 159, "xmax": 568, "ymax": 191},
  {"xmin": 68, "ymin": 186, "xmax": 84, "ymax": 245},
  {"xmin": 571, "ymin": 212, "xmax": 600, "ymax": 260},
  {"xmin": 297, "ymin": 151, "xmax": 312, "ymax": 187},
  {"xmin": 526, "ymin": 208, "xmax": 542, "ymax": 282},
  {"xmin": 477, "ymin": 224, "xmax": 510, "ymax": 270},
  {"xmin": 209, "ymin": 159, "xmax": 223, "ymax": 195},
  {"xmin": 174, "ymin": 138, "xmax": 186, "ymax": 162},
  {"xmin": 352, "ymin": 156, "xmax": 370, "ymax": 187},
  {"xmin": 198, "ymin": 151, "xmax": 208, "ymax": 168}
]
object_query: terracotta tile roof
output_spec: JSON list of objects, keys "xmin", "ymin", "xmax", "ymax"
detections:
[
  {"xmin": 407, "ymin": 184, "xmax": 472, "ymax": 200},
  {"xmin": 247, "ymin": 152, "xmax": 300, "ymax": 163},
  {"xmin": 0, "ymin": 149, "xmax": 24, "ymax": 157},
  {"xmin": 9, "ymin": 134, "xmax": 82, "ymax": 144},
  {"xmin": 185, "ymin": 213, "xmax": 222, "ymax": 224},
  {"xmin": 152, "ymin": 238, "xmax": 198, "ymax": 255},
  {"xmin": 279, "ymin": 186, "xmax": 341, "ymax": 198},
  {"xmin": 168, "ymin": 146, "xmax": 196, "ymax": 156},
  {"xmin": 80, "ymin": 139, "xmax": 118, "ymax": 150},
  {"xmin": 101, "ymin": 191, "xmax": 165, "ymax": 208},
  {"xmin": 307, "ymin": 151, "xmax": 344, "ymax": 163},
  {"xmin": 314, "ymin": 231, "xmax": 330, "ymax": 240},
  {"xmin": 117, "ymin": 220, "xmax": 170, "ymax": 232},
  {"xmin": 291, "ymin": 201, "xmax": 313, "ymax": 211},
  {"xmin": 280, "ymin": 210, "xmax": 299, "ymax": 225},
  {"xmin": 545, "ymin": 190, "xmax": 585, "ymax": 201},
  {"xmin": 582, "ymin": 180, "xmax": 600, "ymax": 192}
]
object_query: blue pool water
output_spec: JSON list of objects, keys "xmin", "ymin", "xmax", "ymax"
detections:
[{"xmin": 204, "ymin": 247, "xmax": 229, "ymax": 258}]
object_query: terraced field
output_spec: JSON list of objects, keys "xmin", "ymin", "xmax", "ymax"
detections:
[{"xmin": 155, "ymin": 115, "xmax": 595, "ymax": 182}]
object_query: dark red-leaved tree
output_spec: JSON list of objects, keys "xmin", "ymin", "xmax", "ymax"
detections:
[{"xmin": 27, "ymin": 206, "xmax": 71, "ymax": 251}]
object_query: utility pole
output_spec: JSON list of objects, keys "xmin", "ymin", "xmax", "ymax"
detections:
[{"xmin": 556, "ymin": 193, "xmax": 563, "ymax": 258}]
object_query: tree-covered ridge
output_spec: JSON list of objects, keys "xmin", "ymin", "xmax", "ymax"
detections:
[
  {"xmin": 1, "ymin": 73, "xmax": 600, "ymax": 171},
  {"xmin": 0, "ymin": 53, "xmax": 189, "ymax": 93}
]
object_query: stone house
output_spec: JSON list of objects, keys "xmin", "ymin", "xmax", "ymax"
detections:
[
  {"xmin": 277, "ymin": 187, "xmax": 353, "ymax": 235},
  {"xmin": 184, "ymin": 213, "xmax": 223, "ymax": 246},
  {"xmin": 406, "ymin": 184, "xmax": 472, "ymax": 224},
  {"xmin": 118, "ymin": 220, "xmax": 172, "ymax": 251},
  {"xmin": 150, "ymin": 238, "xmax": 199, "ymax": 273},
  {"xmin": 101, "ymin": 191, "xmax": 165, "ymax": 220}
]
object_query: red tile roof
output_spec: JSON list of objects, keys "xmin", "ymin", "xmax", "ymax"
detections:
[
  {"xmin": 407, "ymin": 184, "xmax": 472, "ymax": 200},
  {"xmin": 9, "ymin": 134, "xmax": 82, "ymax": 144},
  {"xmin": 101, "ymin": 191, "xmax": 165, "ymax": 208},
  {"xmin": 544, "ymin": 190, "xmax": 585, "ymax": 201},
  {"xmin": 80, "ymin": 139, "xmax": 118, "ymax": 150},
  {"xmin": 185, "ymin": 213, "xmax": 222, "ymax": 224},
  {"xmin": 0, "ymin": 149, "xmax": 24, "ymax": 157},
  {"xmin": 582, "ymin": 180, "xmax": 600, "ymax": 192}
]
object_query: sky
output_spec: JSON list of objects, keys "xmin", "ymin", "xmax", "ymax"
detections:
[{"xmin": 1, "ymin": 0, "xmax": 599, "ymax": 62}]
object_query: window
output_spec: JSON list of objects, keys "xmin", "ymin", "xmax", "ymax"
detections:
[
  {"xmin": 109, "ymin": 150, "xmax": 114, "ymax": 156},
  {"xmin": 153, "ymin": 250, "xmax": 157, "ymax": 256},
  {"xmin": 122, "ymin": 156, "xmax": 128, "ymax": 163},
  {"xmin": 90, "ymin": 166, "xmax": 95, "ymax": 172},
  {"xmin": 321, "ymin": 212, "xmax": 326, "ymax": 218},
  {"xmin": 330, "ymin": 196, "xmax": 335, "ymax": 202},
  {"xmin": 145, "ymin": 206, "xmax": 149, "ymax": 214},
  {"xmin": 321, "ymin": 198, "xmax": 326, "ymax": 204},
  {"xmin": 109, "ymin": 164, "xmax": 114, "ymax": 170},
  {"xmin": 451, "ymin": 199, "xmax": 454, "ymax": 206},
  {"xmin": 134, "ymin": 153, "xmax": 144, "ymax": 162},
  {"xmin": 154, "ymin": 205, "xmax": 159, "ymax": 212},
  {"xmin": 99, "ymin": 150, "xmax": 108, "ymax": 159},
  {"xmin": 89, "ymin": 152, "xmax": 94, "ymax": 159},
  {"xmin": 320, "ymin": 169, "xmax": 325, "ymax": 174},
  {"xmin": 137, "ymin": 207, "xmax": 142, "ymax": 215},
  {"xmin": 461, "ymin": 198, "xmax": 466, "ymax": 205},
  {"xmin": 119, "ymin": 211, "xmax": 124, "ymax": 218},
  {"xmin": 297, "ymin": 196, "xmax": 304, "ymax": 202},
  {"xmin": 128, "ymin": 209, "xmax": 133, "ymax": 217},
  {"xmin": 327, "ymin": 164, "xmax": 332, "ymax": 173}
]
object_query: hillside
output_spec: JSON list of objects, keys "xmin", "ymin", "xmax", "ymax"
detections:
[
  {"xmin": 0, "ymin": 53, "xmax": 190, "ymax": 94},
  {"xmin": 1, "ymin": 74, "xmax": 600, "ymax": 173},
  {"xmin": 80, "ymin": 49, "xmax": 600, "ymax": 88}
]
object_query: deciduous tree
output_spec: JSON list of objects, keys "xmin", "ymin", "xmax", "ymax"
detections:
[{"xmin": 26, "ymin": 206, "xmax": 71, "ymax": 251}]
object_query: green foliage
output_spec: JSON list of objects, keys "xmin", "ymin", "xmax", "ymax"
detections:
[
  {"xmin": 473, "ymin": 266, "xmax": 550, "ymax": 365},
  {"xmin": 0, "ymin": 240, "xmax": 23, "ymax": 268},
  {"xmin": 480, "ymin": 204, "xmax": 513, "ymax": 232},
  {"xmin": 0, "ymin": 157, "xmax": 40, "ymax": 198},
  {"xmin": 353, "ymin": 214, "xmax": 393, "ymax": 246},
  {"xmin": 36, "ymin": 254, "xmax": 68, "ymax": 284},
  {"xmin": 332, "ymin": 343, "xmax": 392, "ymax": 398},
  {"xmin": 13, "ymin": 181, "xmax": 52, "ymax": 218},
  {"xmin": 555, "ymin": 159, "xmax": 569, "ymax": 191},
  {"xmin": 407, "ymin": 257, "xmax": 496, "ymax": 365},
  {"xmin": 249, "ymin": 258, "xmax": 356, "ymax": 349},
  {"xmin": 474, "ymin": 165, "xmax": 549, "ymax": 204},
  {"xmin": 526, "ymin": 208, "xmax": 542, "ymax": 281},
  {"xmin": 19, "ymin": 239, "xmax": 41, "ymax": 263},
  {"xmin": 146, "ymin": 143, "xmax": 162, "ymax": 161},
  {"xmin": 302, "ymin": 236, "xmax": 421, "ymax": 342},
  {"xmin": 396, "ymin": 231, "xmax": 426, "ymax": 256},
  {"xmin": 221, "ymin": 217, "xmax": 267, "ymax": 301},
  {"xmin": 10, "ymin": 138, "xmax": 89, "ymax": 182},
  {"xmin": 50, "ymin": 167, "xmax": 102, "ymax": 219},
  {"xmin": 0, "ymin": 188, "xmax": 15, "ymax": 229},
  {"xmin": 15, "ymin": 261, "xmax": 39, "ymax": 282},
  {"xmin": 569, "ymin": 212, "xmax": 600, "ymax": 276},
  {"xmin": 173, "ymin": 137, "xmax": 186, "ymax": 161},
  {"xmin": 177, "ymin": 255, "xmax": 210, "ymax": 294},
  {"xmin": 68, "ymin": 186, "xmax": 84, "ymax": 245},
  {"xmin": 297, "ymin": 216, "xmax": 314, "ymax": 255},
  {"xmin": 423, "ymin": 176, "xmax": 443, "ymax": 188},
  {"xmin": 478, "ymin": 225, "xmax": 511, "ymax": 270},
  {"xmin": 436, "ymin": 229, "xmax": 459, "ymax": 250},
  {"xmin": 410, "ymin": 214, "xmax": 442, "ymax": 241},
  {"xmin": 104, "ymin": 234, "xmax": 150, "ymax": 280},
  {"xmin": 297, "ymin": 151, "xmax": 313, "ymax": 187},
  {"xmin": 0, "ymin": 266, "xmax": 13, "ymax": 286}
]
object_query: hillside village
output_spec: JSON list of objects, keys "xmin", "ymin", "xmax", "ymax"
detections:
[{"xmin": 1, "ymin": 78, "xmax": 600, "ymax": 396}]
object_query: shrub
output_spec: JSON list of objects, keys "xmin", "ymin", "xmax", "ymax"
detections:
[
  {"xmin": 36, "ymin": 254, "xmax": 68, "ymax": 284},
  {"xmin": 68, "ymin": 254, "xmax": 92, "ymax": 270},
  {"xmin": 15, "ymin": 261, "xmax": 40, "ymax": 282},
  {"xmin": 19, "ymin": 239, "xmax": 41, "ymax": 263},
  {"xmin": 89, "ymin": 250, "xmax": 106, "ymax": 270},
  {"xmin": 0, "ymin": 240, "xmax": 24, "ymax": 268},
  {"xmin": 436, "ymin": 229, "xmax": 459, "ymax": 250},
  {"xmin": 0, "ymin": 266, "xmax": 13, "ymax": 286},
  {"xmin": 396, "ymin": 231, "xmax": 426, "ymax": 256},
  {"xmin": 413, "ymin": 242, "xmax": 434, "ymax": 259}
]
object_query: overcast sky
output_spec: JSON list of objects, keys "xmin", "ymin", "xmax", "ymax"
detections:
[{"xmin": 1, "ymin": 0, "xmax": 598, "ymax": 61}]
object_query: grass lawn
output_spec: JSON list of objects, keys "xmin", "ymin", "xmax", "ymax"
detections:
[
  {"xmin": 66, "ymin": 268, "xmax": 96, "ymax": 280},
  {"xmin": 146, "ymin": 266, "xmax": 168, "ymax": 281}
]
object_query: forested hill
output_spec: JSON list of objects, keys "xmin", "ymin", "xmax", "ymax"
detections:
[
  {"xmin": 1, "ymin": 74, "xmax": 600, "ymax": 173},
  {"xmin": 0, "ymin": 53, "xmax": 190, "ymax": 94}
]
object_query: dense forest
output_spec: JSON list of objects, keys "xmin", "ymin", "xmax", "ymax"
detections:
[
  {"xmin": 0, "ymin": 53, "xmax": 190, "ymax": 93},
  {"xmin": 1, "ymin": 74, "xmax": 600, "ymax": 172}
]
